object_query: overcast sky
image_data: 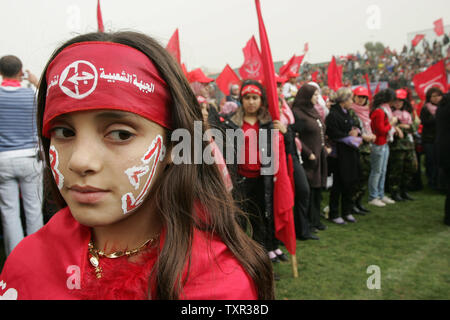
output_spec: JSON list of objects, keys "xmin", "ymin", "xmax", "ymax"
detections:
[{"xmin": 1, "ymin": 0, "xmax": 450, "ymax": 78}]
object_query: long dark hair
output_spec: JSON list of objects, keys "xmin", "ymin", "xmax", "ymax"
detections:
[
  {"xmin": 371, "ymin": 88, "xmax": 396, "ymax": 113},
  {"xmin": 425, "ymin": 87, "xmax": 443, "ymax": 104},
  {"xmin": 36, "ymin": 31, "xmax": 274, "ymax": 300}
]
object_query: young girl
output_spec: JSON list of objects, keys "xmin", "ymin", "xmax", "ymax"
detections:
[
  {"xmin": 0, "ymin": 31, "xmax": 274, "ymax": 300},
  {"xmin": 226, "ymin": 80, "xmax": 286, "ymax": 264},
  {"xmin": 368, "ymin": 89, "xmax": 399, "ymax": 207}
]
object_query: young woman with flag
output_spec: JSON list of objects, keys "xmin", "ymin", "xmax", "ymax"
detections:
[
  {"xmin": 226, "ymin": 80, "xmax": 288, "ymax": 265},
  {"xmin": 0, "ymin": 31, "xmax": 274, "ymax": 300}
]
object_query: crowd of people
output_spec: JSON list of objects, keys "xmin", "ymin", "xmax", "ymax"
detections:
[{"xmin": 0, "ymin": 29, "xmax": 448, "ymax": 299}]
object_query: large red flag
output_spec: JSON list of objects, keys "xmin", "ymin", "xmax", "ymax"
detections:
[
  {"xmin": 255, "ymin": 0, "xmax": 296, "ymax": 255},
  {"xmin": 239, "ymin": 36, "xmax": 264, "ymax": 81},
  {"xmin": 413, "ymin": 59, "xmax": 448, "ymax": 100},
  {"xmin": 363, "ymin": 73, "xmax": 373, "ymax": 102},
  {"xmin": 434, "ymin": 18, "xmax": 444, "ymax": 37},
  {"xmin": 216, "ymin": 64, "xmax": 240, "ymax": 95},
  {"xmin": 279, "ymin": 55, "xmax": 304, "ymax": 77},
  {"xmin": 97, "ymin": 0, "xmax": 104, "ymax": 32},
  {"xmin": 412, "ymin": 34, "xmax": 425, "ymax": 47},
  {"xmin": 166, "ymin": 29, "xmax": 181, "ymax": 65},
  {"xmin": 327, "ymin": 56, "xmax": 343, "ymax": 92}
]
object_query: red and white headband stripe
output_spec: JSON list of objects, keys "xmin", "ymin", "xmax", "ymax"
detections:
[{"xmin": 241, "ymin": 84, "xmax": 262, "ymax": 97}]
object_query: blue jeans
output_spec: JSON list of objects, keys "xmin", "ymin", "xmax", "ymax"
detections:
[
  {"xmin": 368, "ymin": 144, "xmax": 390, "ymax": 201},
  {"xmin": 0, "ymin": 156, "xmax": 44, "ymax": 255}
]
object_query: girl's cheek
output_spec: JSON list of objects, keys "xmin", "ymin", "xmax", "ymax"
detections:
[
  {"xmin": 120, "ymin": 135, "xmax": 165, "ymax": 215},
  {"xmin": 49, "ymin": 145, "xmax": 65, "ymax": 190}
]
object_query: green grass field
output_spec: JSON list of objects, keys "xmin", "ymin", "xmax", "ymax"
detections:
[
  {"xmin": 1, "ymin": 186, "xmax": 448, "ymax": 300},
  {"xmin": 274, "ymin": 186, "xmax": 449, "ymax": 300}
]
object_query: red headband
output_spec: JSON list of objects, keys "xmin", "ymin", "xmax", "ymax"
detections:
[
  {"xmin": 43, "ymin": 41, "xmax": 172, "ymax": 138},
  {"xmin": 241, "ymin": 84, "xmax": 262, "ymax": 97}
]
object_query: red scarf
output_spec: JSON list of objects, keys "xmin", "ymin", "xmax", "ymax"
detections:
[{"xmin": 1, "ymin": 79, "xmax": 21, "ymax": 87}]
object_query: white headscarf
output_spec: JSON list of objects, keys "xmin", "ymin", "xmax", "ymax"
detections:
[{"xmin": 308, "ymin": 81, "xmax": 329, "ymax": 118}]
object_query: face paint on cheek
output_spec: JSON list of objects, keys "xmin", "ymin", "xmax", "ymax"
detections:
[
  {"xmin": 121, "ymin": 135, "xmax": 164, "ymax": 214},
  {"xmin": 49, "ymin": 145, "xmax": 65, "ymax": 190}
]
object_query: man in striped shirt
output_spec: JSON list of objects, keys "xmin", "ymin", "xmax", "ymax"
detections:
[{"xmin": 0, "ymin": 55, "xmax": 43, "ymax": 256}]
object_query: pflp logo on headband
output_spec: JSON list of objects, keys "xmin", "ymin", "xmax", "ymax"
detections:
[
  {"xmin": 43, "ymin": 41, "xmax": 172, "ymax": 137},
  {"xmin": 58, "ymin": 60, "xmax": 98, "ymax": 99}
]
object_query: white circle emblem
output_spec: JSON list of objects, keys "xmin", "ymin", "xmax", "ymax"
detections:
[{"xmin": 58, "ymin": 60, "xmax": 98, "ymax": 99}]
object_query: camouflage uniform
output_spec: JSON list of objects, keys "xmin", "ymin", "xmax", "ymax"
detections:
[
  {"xmin": 388, "ymin": 119, "xmax": 418, "ymax": 196},
  {"xmin": 348, "ymin": 109, "xmax": 370, "ymax": 204}
]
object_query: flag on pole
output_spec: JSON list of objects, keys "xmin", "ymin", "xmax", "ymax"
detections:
[
  {"xmin": 239, "ymin": 36, "xmax": 264, "ymax": 81},
  {"xmin": 166, "ymin": 29, "xmax": 181, "ymax": 65},
  {"xmin": 327, "ymin": 56, "xmax": 343, "ymax": 92},
  {"xmin": 216, "ymin": 64, "xmax": 240, "ymax": 95},
  {"xmin": 412, "ymin": 34, "xmax": 425, "ymax": 47},
  {"xmin": 434, "ymin": 18, "xmax": 444, "ymax": 37},
  {"xmin": 97, "ymin": 0, "xmax": 104, "ymax": 32},
  {"xmin": 364, "ymin": 73, "xmax": 373, "ymax": 102},
  {"xmin": 255, "ymin": 0, "xmax": 296, "ymax": 256},
  {"xmin": 413, "ymin": 59, "xmax": 448, "ymax": 100},
  {"xmin": 279, "ymin": 55, "xmax": 304, "ymax": 78}
]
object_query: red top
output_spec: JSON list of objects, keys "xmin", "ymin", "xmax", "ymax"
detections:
[
  {"xmin": 238, "ymin": 121, "xmax": 261, "ymax": 178},
  {"xmin": 370, "ymin": 108, "xmax": 392, "ymax": 145},
  {"xmin": 0, "ymin": 207, "xmax": 257, "ymax": 300}
]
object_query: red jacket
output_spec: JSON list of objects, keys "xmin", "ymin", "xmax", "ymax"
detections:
[
  {"xmin": 370, "ymin": 108, "xmax": 392, "ymax": 145},
  {"xmin": 0, "ymin": 207, "xmax": 257, "ymax": 300}
]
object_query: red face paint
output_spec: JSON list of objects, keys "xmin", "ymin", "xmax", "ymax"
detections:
[
  {"xmin": 121, "ymin": 135, "xmax": 164, "ymax": 214},
  {"xmin": 49, "ymin": 145, "xmax": 64, "ymax": 190}
]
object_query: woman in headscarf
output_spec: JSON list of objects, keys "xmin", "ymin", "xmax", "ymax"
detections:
[{"xmin": 291, "ymin": 84, "xmax": 330, "ymax": 233}]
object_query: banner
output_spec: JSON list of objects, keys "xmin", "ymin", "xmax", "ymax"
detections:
[
  {"xmin": 166, "ymin": 29, "xmax": 181, "ymax": 65},
  {"xmin": 434, "ymin": 18, "xmax": 444, "ymax": 37},
  {"xmin": 239, "ymin": 36, "xmax": 264, "ymax": 81},
  {"xmin": 327, "ymin": 56, "xmax": 343, "ymax": 92},
  {"xmin": 413, "ymin": 59, "xmax": 448, "ymax": 100},
  {"xmin": 279, "ymin": 55, "xmax": 304, "ymax": 77},
  {"xmin": 216, "ymin": 64, "xmax": 240, "ymax": 95}
]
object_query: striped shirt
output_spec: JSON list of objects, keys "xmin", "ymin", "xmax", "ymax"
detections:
[{"xmin": 0, "ymin": 85, "xmax": 38, "ymax": 156}]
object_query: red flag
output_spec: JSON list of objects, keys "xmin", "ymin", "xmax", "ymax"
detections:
[
  {"xmin": 216, "ymin": 64, "xmax": 240, "ymax": 95},
  {"xmin": 364, "ymin": 73, "xmax": 373, "ymax": 101},
  {"xmin": 279, "ymin": 55, "xmax": 304, "ymax": 77},
  {"xmin": 255, "ymin": 0, "xmax": 296, "ymax": 255},
  {"xmin": 434, "ymin": 18, "xmax": 444, "ymax": 36},
  {"xmin": 413, "ymin": 59, "xmax": 448, "ymax": 100},
  {"xmin": 304, "ymin": 42, "xmax": 309, "ymax": 53},
  {"xmin": 239, "ymin": 36, "xmax": 264, "ymax": 81},
  {"xmin": 97, "ymin": 0, "xmax": 104, "ymax": 32},
  {"xmin": 311, "ymin": 70, "xmax": 319, "ymax": 82},
  {"xmin": 181, "ymin": 63, "xmax": 188, "ymax": 78},
  {"xmin": 374, "ymin": 82, "xmax": 381, "ymax": 95},
  {"xmin": 327, "ymin": 56, "xmax": 343, "ymax": 91},
  {"xmin": 412, "ymin": 34, "xmax": 425, "ymax": 47},
  {"xmin": 166, "ymin": 29, "xmax": 181, "ymax": 65}
]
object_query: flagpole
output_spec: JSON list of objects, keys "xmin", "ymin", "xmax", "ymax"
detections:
[{"xmin": 291, "ymin": 255, "xmax": 299, "ymax": 278}]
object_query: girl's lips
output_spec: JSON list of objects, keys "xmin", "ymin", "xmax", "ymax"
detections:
[
  {"xmin": 69, "ymin": 189, "xmax": 110, "ymax": 204},
  {"xmin": 68, "ymin": 185, "xmax": 110, "ymax": 204}
]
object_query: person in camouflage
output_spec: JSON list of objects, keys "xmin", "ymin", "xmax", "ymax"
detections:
[
  {"xmin": 349, "ymin": 87, "xmax": 377, "ymax": 215},
  {"xmin": 388, "ymin": 89, "xmax": 418, "ymax": 201}
]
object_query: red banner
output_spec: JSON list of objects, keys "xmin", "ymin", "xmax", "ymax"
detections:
[
  {"xmin": 239, "ymin": 36, "xmax": 264, "ymax": 81},
  {"xmin": 166, "ymin": 29, "xmax": 181, "ymax": 65},
  {"xmin": 279, "ymin": 55, "xmax": 304, "ymax": 77},
  {"xmin": 216, "ymin": 64, "xmax": 240, "ymax": 95},
  {"xmin": 413, "ymin": 59, "xmax": 448, "ymax": 100},
  {"xmin": 434, "ymin": 18, "xmax": 444, "ymax": 37},
  {"xmin": 327, "ymin": 56, "xmax": 343, "ymax": 92},
  {"xmin": 97, "ymin": 0, "xmax": 104, "ymax": 32},
  {"xmin": 255, "ymin": 0, "xmax": 296, "ymax": 256},
  {"xmin": 412, "ymin": 34, "xmax": 425, "ymax": 47}
]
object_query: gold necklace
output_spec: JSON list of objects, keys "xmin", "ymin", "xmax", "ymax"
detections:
[{"xmin": 88, "ymin": 236, "xmax": 158, "ymax": 279}]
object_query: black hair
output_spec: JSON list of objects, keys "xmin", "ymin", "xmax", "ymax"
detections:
[{"xmin": 0, "ymin": 55, "xmax": 22, "ymax": 78}]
